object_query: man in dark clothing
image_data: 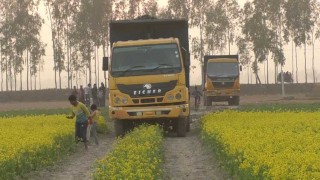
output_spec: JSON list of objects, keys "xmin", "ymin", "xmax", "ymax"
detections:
[
  {"xmin": 71, "ymin": 86, "xmax": 78, "ymax": 97},
  {"xmin": 192, "ymin": 86, "xmax": 202, "ymax": 110},
  {"xmin": 78, "ymin": 85, "xmax": 85, "ymax": 104},
  {"xmin": 92, "ymin": 84, "xmax": 98, "ymax": 106},
  {"xmin": 99, "ymin": 83, "xmax": 106, "ymax": 107}
]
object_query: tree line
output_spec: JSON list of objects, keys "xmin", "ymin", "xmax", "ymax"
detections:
[{"xmin": 0, "ymin": 0, "xmax": 320, "ymax": 91}]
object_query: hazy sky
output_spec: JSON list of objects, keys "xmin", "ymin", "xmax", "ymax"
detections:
[{"xmin": 32, "ymin": 0, "xmax": 320, "ymax": 90}]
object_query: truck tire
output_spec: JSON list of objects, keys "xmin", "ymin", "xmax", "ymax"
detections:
[
  {"xmin": 115, "ymin": 120, "xmax": 124, "ymax": 137},
  {"xmin": 228, "ymin": 97, "xmax": 240, "ymax": 106},
  {"xmin": 234, "ymin": 96, "xmax": 240, "ymax": 106},
  {"xmin": 208, "ymin": 98, "xmax": 212, "ymax": 106},
  {"xmin": 204, "ymin": 96, "xmax": 211, "ymax": 106},
  {"xmin": 177, "ymin": 117, "xmax": 187, "ymax": 137},
  {"xmin": 186, "ymin": 116, "xmax": 191, "ymax": 132}
]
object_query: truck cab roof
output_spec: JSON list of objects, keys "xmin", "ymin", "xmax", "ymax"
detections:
[
  {"xmin": 112, "ymin": 38, "xmax": 180, "ymax": 48},
  {"xmin": 208, "ymin": 58, "xmax": 238, "ymax": 63}
]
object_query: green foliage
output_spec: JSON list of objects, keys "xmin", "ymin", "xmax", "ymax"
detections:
[{"xmin": 239, "ymin": 103, "xmax": 320, "ymax": 112}]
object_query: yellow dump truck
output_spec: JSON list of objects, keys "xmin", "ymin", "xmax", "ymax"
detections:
[
  {"xmin": 103, "ymin": 18, "xmax": 190, "ymax": 137},
  {"xmin": 203, "ymin": 55, "xmax": 241, "ymax": 106}
]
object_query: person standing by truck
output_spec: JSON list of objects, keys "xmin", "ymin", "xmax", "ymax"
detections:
[
  {"xmin": 192, "ymin": 86, "xmax": 202, "ymax": 110},
  {"xmin": 99, "ymin": 83, "xmax": 106, "ymax": 107},
  {"xmin": 66, "ymin": 95, "xmax": 90, "ymax": 150}
]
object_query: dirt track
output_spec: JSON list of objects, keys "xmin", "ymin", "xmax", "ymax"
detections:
[
  {"xmin": 22, "ymin": 133, "xmax": 115, "ymax": 180},
  {"xmin": 164, "ymin": 112, "xmax": 230, "ymax": 180}
]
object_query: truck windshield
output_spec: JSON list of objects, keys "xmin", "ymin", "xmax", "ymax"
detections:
[
  {"xmin": 111, "ymin": 44, "xmax": 181, "ymax": 77},
  {"xmin": 207, "ymin": 62, "xmax": 239, "ymax": 77}
]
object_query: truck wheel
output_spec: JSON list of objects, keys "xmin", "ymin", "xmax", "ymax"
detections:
[
  {"xmin": 204, "ymin": 96, "xmax": 211, "ymax": 106},
  {"xmin": 206, "ymin": 97, "xmax": 212, "ymax": 106},
  {"xmin": 186, "ymin": 116, "xmax": 191, "ymax": 132},
  {"xmin": 177, "ymin": 117, "xmax": 187, "ymax": 137},
  {"xmin": 234, "ymin": 96, "xmax": 240, "ymax": 106},
  {"xmin": 228, "ymin": 97, "xmax": 239, "ymax": 106},
  {"xmin": 115, "ymin": 120, "xmax": 124, "ymax": 137}
]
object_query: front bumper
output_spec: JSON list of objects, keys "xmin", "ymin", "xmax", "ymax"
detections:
[
  {"xmin": 109, "ymin": 104, "xmax": 189, "ymax": 120},
  {"xmin": 205, "ymin": 89, "xmax": 240, "ymax": 97}
]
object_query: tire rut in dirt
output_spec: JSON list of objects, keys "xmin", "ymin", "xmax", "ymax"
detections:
[
  {"xmin": 23, "ymin": 133, "xmax": 115, "ymax": 180},
  {"xmin": 164, "ymin": 113, "xmax": 229, "ymax": 180}
]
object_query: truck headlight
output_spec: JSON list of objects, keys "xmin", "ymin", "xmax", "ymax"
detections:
[
  {"xmin": 114, "ymin": 97, "xmax": 121, "ymax": 104},
  {"xmin": 175, "ymin": 93, "xmax": 182, "ymax": 100},
  {"xmin": 167, "ymin": 94, "xmax": 174, "ymax": 101},
  {"xmin": 122, "ymin": 97, "xmax": 128, "ymax": 104}
]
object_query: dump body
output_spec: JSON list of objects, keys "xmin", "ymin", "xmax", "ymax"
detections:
[
  {"xmin": 203, "ymin": 55, "xmax": 240, "ymax": 106},
  {"xmin": 107, "ymin": 19, "xmax": 190, "ymax": 136}
]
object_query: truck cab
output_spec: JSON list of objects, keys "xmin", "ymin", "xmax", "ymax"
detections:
[
  {"xmin": 103, "ymin": 18, "xmax": 190, "ymax": 137},
  {"xmin": 203, "ymin": 55, "xmax": 241, "ymax": 106}
]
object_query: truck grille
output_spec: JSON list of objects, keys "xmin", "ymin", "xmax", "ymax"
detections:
[
  {"xmin": 132, "ymin": 97, "xmax": 164, "ymax": 104},
  {"xmin": 117, "ymin": 80, "xmax": 177, "ymax": 98},
  {"xmin": 213, "ymin": 82, "xmax": 234, "ymax": 88}
]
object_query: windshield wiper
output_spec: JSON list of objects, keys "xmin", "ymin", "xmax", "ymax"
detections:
[
  {"xmin": 152, "ymin": 64, "xmax": 174, "ymax": 71},
  {"xmin": 209, "ymin": 74, "xmax": 238, "ymax": 78},
  {"xmin": 119, "ymin": 65, "xmax": 145, "ymax": 76}
]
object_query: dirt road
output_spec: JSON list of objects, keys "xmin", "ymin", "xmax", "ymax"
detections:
[
  {"xmin": 23, "ymin": 133, "xmax": 115, "ymax": 180},
  {"xmin": 163, "ymin": 111, "xmax": 230, "ymax": 180}
]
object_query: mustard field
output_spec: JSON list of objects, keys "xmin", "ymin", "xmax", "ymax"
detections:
[
  {"xmin": 0, "ymin": 115, "xmax": 75, "ymax": 179},
  {"xmin": 202, "ymin": 111, "xmax": 320, "ymax": 179},
  {"xmin": 93, "ymin": 125, "xmax": 164, "ymax": 180}
]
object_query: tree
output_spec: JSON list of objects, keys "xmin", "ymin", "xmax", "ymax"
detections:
[
  {"xmin": 237, "ymin": 37, "xmax": 252, "ymax": 84},
  {"xmin": 165, "ymin": 0, "xmax": 191, "ymax": 19},
  {"xmin": 285, "ymin": 0, "xmax": 313, "ymax": 84},
  {"xmin": 113, "ymin": 0, "xmax": 158, "ymax": 20},
  {"xmin": 205, "ymin": 2, "xmax": 228, "ymax": 54},
  {"xmin": 190, "ymin": 0, "xmax": 211, "ymax": 88},
  {"xmin": 212, "ymin": 0, "xmax": 240, "ymax": 55},
  {"xmin": 310, "ymin": 0, "xmax": 320, "ymax": 83},
  {"xmin": 0, "ymin": 0, "xmax": 43, "ymax": 91},
  {"xmin": 242, "ymin": 1, "xmax": 286, "ymax": 87}
]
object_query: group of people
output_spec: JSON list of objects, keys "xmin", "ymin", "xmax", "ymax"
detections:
[
  {"xmin": 68, "ymin": 83, "xmax": 106, "ymax": 150},
  {"xmin": 71, "ymin": 82, "xmax": 106, "ymax": 107},
  {"xmin": 67, "ymin": 95, "xmax": 101, "ymax": 150}
]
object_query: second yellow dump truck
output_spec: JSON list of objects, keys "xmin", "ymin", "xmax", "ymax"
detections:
[
  {"xmin": 203, "ymin": 55, "xmax": 241, "ymax": 106},
  {"xmin": 103, "ymin": 17, "xmax": 190, "ymax": 137}
]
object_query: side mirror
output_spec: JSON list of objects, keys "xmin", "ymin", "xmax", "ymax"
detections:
[
  {"xmin": 181, "ymin": 47, "xmax": 190, "ymax": 67},
  {"xmin": 103, "ymin": 57, "xmax": 109, "ymax": 71},
  {"xmin": 240, "ymin": 65, "xmax": 242, "ymax": 72}
]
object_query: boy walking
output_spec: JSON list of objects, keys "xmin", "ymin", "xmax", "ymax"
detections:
[
  {"xmin": 89, "ymin": 104, "xmax": 100, "ymax": 145},
  {"xmin": 67, "ymin": 95, "xmax": 91, "ymax": 150}
]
